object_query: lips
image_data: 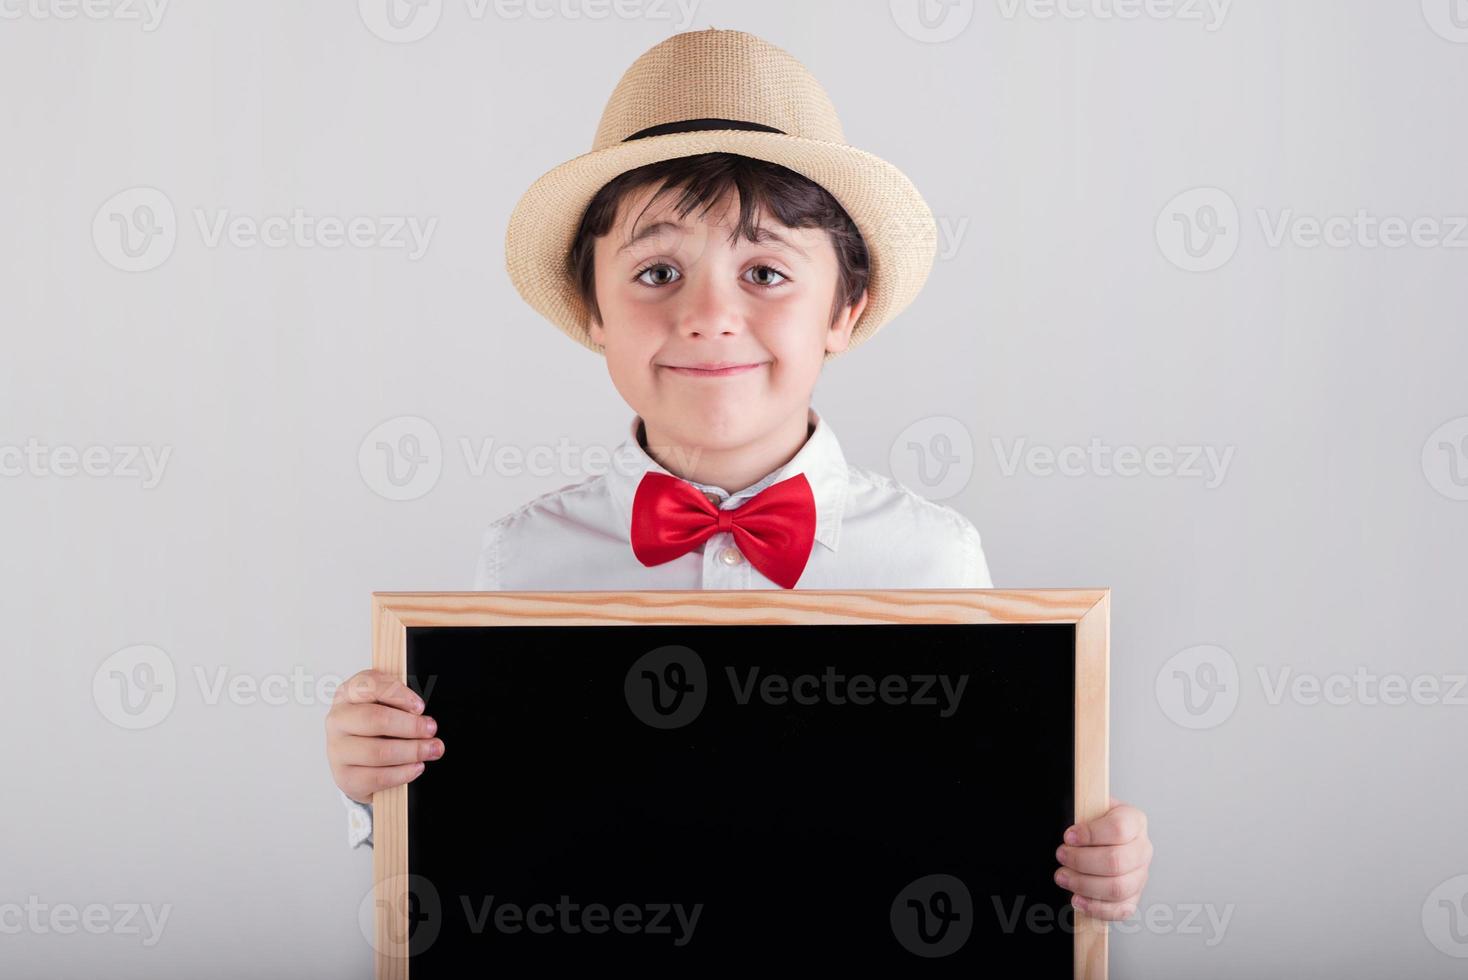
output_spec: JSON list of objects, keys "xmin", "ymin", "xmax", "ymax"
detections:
[{"xmin": 661, "ymin": 362, "xmax": 766, "ymax": 378}]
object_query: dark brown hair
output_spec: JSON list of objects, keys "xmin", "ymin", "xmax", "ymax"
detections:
[{"xmin": 566, "ymin": 153, "xmax": 870, "ymax": 331}]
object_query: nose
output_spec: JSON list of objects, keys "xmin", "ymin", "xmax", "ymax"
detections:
[{"xmin": 675, "ymin": 265, "xmax": 744, "ymax": 341}]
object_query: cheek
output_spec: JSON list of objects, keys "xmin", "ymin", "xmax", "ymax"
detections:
[
  {"xmin": 605, "ymin": 344, "xmax": 646, "ymax": 386},
  {"xmin": 757, "ymin": 342, "xmax": 822, "ymax": 398},
  {"xmin": 756, "ymin": 303, "xmax": 832, "ymax": 361},
  {"xmin": 603, "ymin": 331, "xmax": 666, "ymax": 397},
  {"xmin": 593, "ymin": 293, "xmax": 661, "ymax": 356}
]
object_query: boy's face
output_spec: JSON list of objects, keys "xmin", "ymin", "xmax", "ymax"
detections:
[{"xmin": 588, "ymin": 182, "xmax": 867, "ymax": 451}]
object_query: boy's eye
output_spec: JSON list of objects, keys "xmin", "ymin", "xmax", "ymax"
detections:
[
  {"xmin": 635, "ymin": 262, "xmax": 680, "ymax": 287},
  {"xmin": 745, "ymin": 264, "xmax": 789, "ymax": 287}
]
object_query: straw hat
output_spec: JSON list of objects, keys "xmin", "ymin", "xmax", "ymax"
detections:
[{"xmin": 503, "ymin": 27, "xmax": 938, "ymax": 362}]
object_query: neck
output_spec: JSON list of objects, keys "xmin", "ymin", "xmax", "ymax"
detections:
[{"xmin": 640, "ymin": 410, "xmax": 814, "ymax": 494}]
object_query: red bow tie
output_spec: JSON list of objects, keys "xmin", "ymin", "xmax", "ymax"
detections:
[{"xmin": 630, "ymin": 471, "xmax": 817, "ymax": 589}]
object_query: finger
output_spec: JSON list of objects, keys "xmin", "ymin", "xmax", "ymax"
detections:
[
  {"xmin": 1066, "ymin": 804, "xmax": 1146, "ymax": 846},
  {"xmin": 1057, "ymin": 837, "xmax": 1153, "ymax": 877},
  {"xmin": 341, "ymin": 761, "xmax": 427, "ymax": 800},
  {"xmin": 336, "ymin": 734, "xmax": 445, "ymax": 767},
  {"xmin": 1070, "ymin": 894, "xmax": 1139, "ymax": 922},
  {"xmin": 334, "ymin": 670, "xmax": 424, "ymax": 713},
  {"xmin": 1055, "ymin": 865, "xmax": 1148, "ymax": 904},
  {"xmin": 333, "ymin": 702, "xmax": 438, "ymax": 739}
]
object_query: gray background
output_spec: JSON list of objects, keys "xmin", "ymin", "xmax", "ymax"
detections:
[{"xmin": 3, "ymin": 0, "xmax": 1467, "ymax": 976}]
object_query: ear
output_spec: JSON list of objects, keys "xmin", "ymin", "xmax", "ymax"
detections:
[
  {"xmin": 587, "ymin": 316, "xmax": 605, "ymax": 346},
  {"xmin": 826, "ymin": 288, "xmax": 869, "ymax": 354}
]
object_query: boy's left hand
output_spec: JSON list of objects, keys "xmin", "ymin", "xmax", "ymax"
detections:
[{"xmin": 1054, "ymin": 796, "xmax": 1152, "ymax": 920}]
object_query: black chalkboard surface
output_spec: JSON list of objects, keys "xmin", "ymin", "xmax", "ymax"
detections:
[{"xmin": 368, "ymin": 590, "xmax": 1109, "ymax": 980}]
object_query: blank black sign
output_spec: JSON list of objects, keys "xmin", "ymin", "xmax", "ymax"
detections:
[{"xmin": 404, "ymin": 622, "xmax": 1076, "ymax": 974}]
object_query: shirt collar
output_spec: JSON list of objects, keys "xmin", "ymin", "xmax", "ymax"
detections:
[{"xmin": 605, "ymin": 405, "xmax": 847, "ymax": 553}]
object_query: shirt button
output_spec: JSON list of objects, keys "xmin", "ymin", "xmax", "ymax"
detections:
[
  {"xmin": 703, "ymin": 492, "xmax": 721, "ymax": 506},
  {"xmin": 719, "ymin": 547, "xmax": 744, "ymax": 566}
]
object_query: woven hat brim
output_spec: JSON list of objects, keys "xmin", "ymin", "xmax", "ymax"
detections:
[{"xmin": 504, "ymin": 129, "xmax": 938, "ymax": 362}]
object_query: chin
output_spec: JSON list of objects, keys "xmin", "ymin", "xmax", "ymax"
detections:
[{"xmin": 654, "ymin": 400, "xmax": 760, "ymax": 448}]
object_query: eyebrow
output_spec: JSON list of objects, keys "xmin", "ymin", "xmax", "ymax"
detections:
[{"xmin": 616, "ymin": 220, "xmax": 810, "ymax": 259}]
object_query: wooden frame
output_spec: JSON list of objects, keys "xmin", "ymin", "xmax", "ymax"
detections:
[{"xmin": 370, "ymin": 588, "xmax": 1109, "ymax": 979}]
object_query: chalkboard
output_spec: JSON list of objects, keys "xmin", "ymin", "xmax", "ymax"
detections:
[{"xmin": 368, "ymin": 590, "xmax": 1109, "ymax": 979}]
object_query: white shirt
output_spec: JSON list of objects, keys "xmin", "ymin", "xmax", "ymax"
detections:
[
  {"xmin": 342, "ymin": 404, "xmax": 992, "ymax": 846},
  {"xmin": 473, "ymin": 404, "xmax": 991, "ymax": 591}
]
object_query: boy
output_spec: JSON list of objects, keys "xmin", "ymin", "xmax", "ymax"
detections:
[{"xmin": 325, "ymin": 28, "xmax": 1151, "ymax": 923}]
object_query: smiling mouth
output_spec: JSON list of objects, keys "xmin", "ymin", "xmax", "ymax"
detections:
[{"xmin": 660, "ymin": 362, "xmax": 767, "ymax": 378}]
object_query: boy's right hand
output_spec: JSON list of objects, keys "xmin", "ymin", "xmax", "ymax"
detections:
[{"xmin": 326, "ymin": 669, "xmax": 444, "ymax": 805}]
